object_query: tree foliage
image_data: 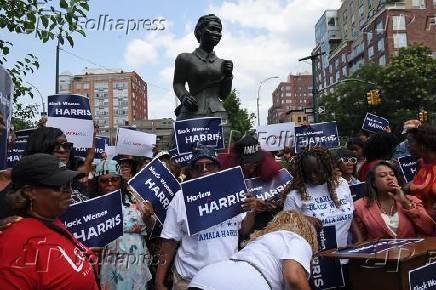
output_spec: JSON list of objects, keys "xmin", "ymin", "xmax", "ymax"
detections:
[
  {"xmin": 320, "ymin": 44, "xmax": 436, "ymax": 137},
  {"xmin": 0, "ymin": 0, "xmax": 90, "ymax": 101},
  {"xmin": 223, "ymin": 89, "xmax": 255, "ymax": 137},
  {"xmin": 12, "ymin": 102, "xmax": 38, "ymax": 130}
]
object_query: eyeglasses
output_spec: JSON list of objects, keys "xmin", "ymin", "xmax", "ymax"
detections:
[
  {"xmin": 339, "ymin": 157, "xmax": 358, "ymax": 164},
  {"xmin": 98, "ymin": 176, "xmax": 122, "ymax": 185},
  {"xmin": 192, "ymin": 161, "xmax": 219, "ymax": 172},
  {"xmin": 53, "ymin": 142, "xmax": 74, "ymax": 152}
]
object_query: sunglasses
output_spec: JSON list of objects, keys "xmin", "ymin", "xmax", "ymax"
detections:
[
  {"xmin": 53, "ymin": 142, "xmax": 74, "ymax": 152},
  {"xmin": 339, "ymin": 157, "xmax": 358, "ymax": 164},
  {"xmin": 192, "ymin": 161, "xmax": 219, "ymax": 172},
  {"xmin": 98, "ymin": 176, "xmax": 122, "ymax": 185}
]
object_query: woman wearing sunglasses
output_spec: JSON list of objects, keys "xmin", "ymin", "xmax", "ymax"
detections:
[
  {"xmin": 92, "ymin": 159, "xmax": 155, "ymax": 290},
  {"xmin": 335, "ymin": 148, "xmax": 360, "ymax": 186}
]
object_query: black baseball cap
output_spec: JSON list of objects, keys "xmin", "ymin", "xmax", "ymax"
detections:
[
  {"xmin": 190, "ymin": 145, "xmax": 220, "ymax": 167},
  {"xmin": 234, "ymin": 135, "xmax": 263, "ymax": 164},
  {"xmin": 12, "ymin": 153, "xmax": 82, "ymax": 187}
]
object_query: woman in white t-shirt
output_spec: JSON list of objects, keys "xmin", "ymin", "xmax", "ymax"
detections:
[
  {"xmin": 189, "ymin": 210, "xmax": 318, "ymax": 290},
  {"xmin": 281, "ymin": 147, "xmax": 354, "ymax": 251}
]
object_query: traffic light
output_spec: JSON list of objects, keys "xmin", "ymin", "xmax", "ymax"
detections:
[
  {"xmin": 367, "ymin": 91, "xmax": 374, "ymax": 105},
  {"xmin": 366, "ymin": 90, "xmax": 381, "ymax": 106},
  {"xmin": 418, "ymin": 110, "xmax": 428, "ymax": 122}
]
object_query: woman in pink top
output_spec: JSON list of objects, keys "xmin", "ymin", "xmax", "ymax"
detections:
[{"xmin": 353, "ymin": 161, "xmax": 435, "ymax": 242}]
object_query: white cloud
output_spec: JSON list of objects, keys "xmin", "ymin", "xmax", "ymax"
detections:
[{"xmin": 124, "ymin": 0, "xmax": 342, "ymax": 123}]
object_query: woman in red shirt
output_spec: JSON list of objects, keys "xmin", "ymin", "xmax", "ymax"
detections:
[{"xmin": 0, "ymin": 154, "xmax": 99, "ymax": 290}]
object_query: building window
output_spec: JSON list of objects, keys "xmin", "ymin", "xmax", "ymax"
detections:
[
  {"xmin": 75, "ymin": 82, "xmax": 81, "ymax": 89},
  {"xmin": 342, "ymin": 66, "xmax": 348, "ymax": 77},
  {"xmin": 379, "ymin": 54, "xmax": 386, "ymax": 65},
  {"xmin": 368, "ymin": 46, "xmax": 374, "ymax": 59},
  {"xmin": 412, "ymin": 0, "xmax": 426, "ymax": 8},
  {"xmin": 367, "ymin": 32, "xmax": 373, "ymax": 43},
  {"xmin": 378, "ymin": 38, "xmax": 385, "ymax": 51},
  {"xmin": 393, "ymin": 15, "xmax": 406, "ymax": 30},
  {"xmin": 83, "ymin": 82, "xmax": 89, "ymax": 89},
  {"xmin": 434, "ymin": 0, "xmax": 436, "ymax": 7},
  {"xmin": 393, "ymin": 33, "xmax": 407, "ymax": 48},
  {"xmin": 376, "ymin": 20, "xmax": 384, "ymax": 33}
]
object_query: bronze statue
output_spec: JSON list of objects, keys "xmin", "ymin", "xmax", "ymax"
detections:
[{"xmin": 173, "ymin": 14, "xmax": 233, "ymax": 121}]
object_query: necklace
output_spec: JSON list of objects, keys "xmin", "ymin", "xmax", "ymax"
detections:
[{"xmin": 376, "ymin": 199, "xmax": 395, "ymax": 216}]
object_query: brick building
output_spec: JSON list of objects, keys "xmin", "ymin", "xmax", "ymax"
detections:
[{"xmin": 267, "ymin": 73, "xmax": 313, "ymax": 124}]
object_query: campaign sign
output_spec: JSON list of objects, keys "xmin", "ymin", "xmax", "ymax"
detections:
[
  {"xmin": 116, "ymin": 127, "xmax": 156, "ymax": 157},
  {"xmin": 6, "ymin": 128, "xmax": 35, "ymax": 168},
  {"xmin": 350, "ymin": 182, "xmax": 366, "ymax": 202},
  {"xmin": 47, "ymin": 94, "xmax": 94, "ymax": 148},
  {"xmin": 310, "ymin": 225, "xmax": 345, "ymax": 290},
  {"xmin": 60, "ymin": 190, "xmax": 123, "ymax": 247},
  {"xmin": 409, "ymin": 262, "xmax": 436, "ymax": 290},
  {"xmin": 174, "ymin": 117, "xmax": 224, "ymax": 154},
  {"xmin": 0, "ymin": 66, "xmax": 13, "ymax": 170},
  {"xmin": 337, "ymin": 239, "xmax": 423, "ymax": 254},
  {"xmin": 73, "ymin": 136, "xmax": 109, "ymax": 159},
  {"xmin": 182, "ymin": 167, "xmax": 247, "ymax": 236},
  {"xmin": 245, "ymin": 168, "xmax": 293, "ymax": 201},
  {"xmin": 128, "ymin": 158, "xmax": 181, "ymax": 224},
  {"xmin": 398, "ymin": 155, "xmax": 418, "ymax": 183},
  {"xmin": 256, "ymin": 122, "xmax": 295, "ymax": 151},
  {"xmin": 104, "ymin": 145, "xmax": 117, "ymax": 160},
  {"xmin": 362, "ymin": 112, "xmax": 389, "ymax": 133},
  {"xmin": 295, "ymin": 122, "xmax": 340, "ymax": 153},
  {"xmin": 169, "ymin": 148, "xmax": 193, "ymax": 168}
]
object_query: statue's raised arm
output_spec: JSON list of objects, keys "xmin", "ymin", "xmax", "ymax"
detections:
[{"xmin": 173, "ymin": 14, "xmax": 233, "ymax": 121}]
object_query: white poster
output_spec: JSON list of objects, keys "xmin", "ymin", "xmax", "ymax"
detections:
[
  {"xmin": 256, "ymin": 122, "xmax": 295, "ymax": 151},
  {"xmin": 115, "ymin": 127, "xmax": 156, "ymax": 157}
]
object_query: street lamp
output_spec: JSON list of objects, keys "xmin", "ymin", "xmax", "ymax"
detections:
[
  {"xmin": 257, "ymin": 76, "xmax": 280, "ymax": 126},
  {"xmin": 26, "ymin": 81, "xmax": 46, "ymax": 115}
]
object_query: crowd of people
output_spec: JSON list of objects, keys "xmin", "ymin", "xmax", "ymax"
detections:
[{"xmin": 0, "ymin": 117, "xmax": 435, "ymax": 290}]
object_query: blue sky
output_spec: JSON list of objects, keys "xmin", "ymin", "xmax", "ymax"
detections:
[{"xmin": 6, "ymin": 0, "xmax": 341, "ymax": 124}]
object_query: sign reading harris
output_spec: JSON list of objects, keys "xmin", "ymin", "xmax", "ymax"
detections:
[
  {"xmin": 362, "ymin": 112, "xmax": 389, "ymax": 133},
  {"xmin": 73, "ymin": 136, "xmax": 109, "ymax": 159},
  {"xmin": 60, "ymin": 190, "xmax": 123, "ymax": 247},
  {"xmin": 245, "ymin": 168, "xmax": 293, "ymax": 202},
  {"xmin": 295, "ymin": 122, "xmax": 340, "ymax": 153},
  {"xmin": 128, "ymin": 158, "xmax": 180, "ymax": 224},
  {"xmin": 409, "ymin": 262, "xmax": 436, "ymax": 290},
  {"xmin": 7, "ymin": 128, "xmax": 35, "ymax": 168},
  {"xmin": 169, "ymin": 148, "xmax": 193, "ymax": 168},
  {"xmin": 256, "ymin": 122, "xmax": 295, "ymax": 152},
  {"xmin": 174, "ymin": 117, "xmax": 224, "ymax": 154},
  {"xmin": 182, "ymin": 167, "xmax": 248, "ymax": 236},
  {"xmin": 116, "ymin": 127, "xmax": 156, "ymax": 157},
  {"xmin": 398, "ymin": 155, "xmax": 418, "ymax": 183},
  {"xmin": 46, "ymin": 94, "xmax": 94, "ymax": 148}
]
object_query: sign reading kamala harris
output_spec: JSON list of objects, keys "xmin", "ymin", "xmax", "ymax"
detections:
[
  {"xmin": 169, "ymin": 148, "xmax": 193, "ymax": 168},
  {"xmin": 295, "ymin": 122, "xmax": 339, "ymax": 153},
  {"xmin": 116, "ymin": 127, "xmax": 156, "ymax": 157},
  {"xmin": 245, "ymin": 168, "xmax": 293, "ymax": 202},
  {"xmin": 7, "ymin": 128, "xmax": 35, "ymax": 167},
  {"xmin": 362, "ymin": 112, "xmax": 389, "ymax": 133},
  {"xmin": 174, "ymin": 117, "xmax": 224, "ymax": 154},
  {"xmin": 310, "ymin": 225, "xmax": 345, "ymax": 290},
  {"xmin": 60, "ymin": 190, "xmax": 123, "ymax": 247},
  {"xmin": 409, "ymin": 262, "xmax": 436, "ymax": 290},
  {"xmin": 182, "ymin": 167, "xmax": 248, "ymax": 236},
  {"xmin": 73, "ymin": 136, "xmax": 109, "ymax": 159},
  {"xmin": 47, "ymin": 94, "xmax": 94, "ymax": 148},
  {"xmin": 128, "ymin": 158, "xmax": 180, "ymax": 224},
  {"xmin": 398, "ymin": 155, "xmax": 418, "ymax": 183}
]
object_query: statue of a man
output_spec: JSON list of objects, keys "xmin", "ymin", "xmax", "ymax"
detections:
[{"xmin": 173, "ymin": 14, "xmax": 233, "ymax": 121}]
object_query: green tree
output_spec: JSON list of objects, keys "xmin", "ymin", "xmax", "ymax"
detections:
[
  {"xmin": 0, "ymin": 0, "xmax": 90, "ymax": 101},
  {"xmin": 320, "ymin": 44, "xmax": 436, "ymax": 137},
  {"xmin": 223, "ymin": 89, "xmax": 255, "ymax": 138},
  {"xmin": 12, "ymin": 102, "xmax": 38, "ymax": 130}
]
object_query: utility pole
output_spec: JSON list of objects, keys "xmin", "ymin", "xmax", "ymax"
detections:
[
  {"xmin": 257, "ymin": 76, "xmax": 280, "ymax": 126},
  {"xmin": 299, "ymin": 52, "xmax": 323, "ymax": 123},
  {"xmin": 55, "ymin": 41, "xmax": 60, "ymax": 94}
]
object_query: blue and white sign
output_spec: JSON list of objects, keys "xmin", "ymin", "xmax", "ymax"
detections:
[
  {"xmin": 409, "ymin": 262, "xmax": 436, "ymax": 290},
  {"xmin": 116, "ymin": 127, "xmax": 155, "ymax": 157},
  {"xmin": 174, "ymin": 117, "xmax": 224, "ymax": 154},
  {"xmin": 46, "ymin": 94, "xmax": 94, "ymax": 148},
  {"xmin": 60, "ymin": 190, "xmax": 123, "ymax": 247},
  {"xmin": 245, "ymin": 168, "xmax": 293, "ymax": 201},
  {"xmin": 350, "ymin": 182, "xmax": 366, "ymax": 202},
  {"xmin": 7, "ymin": 128, "xmax": 34, "ymax": 168},
  {"xmin": 295, "ymin": 122, "xmax": 340, "ymax": 153},
  {"xmin": 73, "ymin": 136, "xmax": 109, "ymax": 159},
  {"xmin": 398, "ymin": 155, "xmax": 418, "ymax": 183},
  {"xmin": 169, "ymin": 147, "xmax": 193, "ymax": 168},
  {"xmin": 182, "ymin": 167, "xmax": 247, "ymax": 235},
  {"xmin": 310, "ymin": 225, "xmax": 345, "ymax": 290},
  {"xmin": 0, "ymin": 66, "xmax": 13, "ymax": 170},
  {"xmin": 337, "ymin": 239, "xmax": 423, "ymax": 254},
  {"xmin": 128, "ymin": 158, "xmax": 180, "ymax": 224},
  {"xmin": 362, "ymin": 112, "xmax": 389, "ymax": 133}
]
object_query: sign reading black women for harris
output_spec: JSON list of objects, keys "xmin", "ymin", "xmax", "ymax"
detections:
[
  {"xmin": 409, "ymin": 262, "xmax": 436, "ymax": 290},
  {"xmin": 128, "ymin": 158, "xmax": 181, "ymax": 224},
  {"xmin": 174, "ymin": 117, "xmax": 224, "ymax": 154},
  {"xmin": 182, "ymin": 167, "xmax": 248, "ymax": 236},
  {"xmin": 245, "ymin": 168, "xmax": 293, "ymax": 202},
  {"xmin": 60, "ymin": 190, "xmax": 123, "ymax": 247},
  {"xmin": 73, "ymin": 136, "xmax": 109, "ymax": 159},
  {"xmin": 398, "ymin": 155, "xmax": 418, "ymax": 183},
  {"xmin": 7, "ymin": 128, "xmax": 35, "ymax": 167},
  {"xmin": 310, "ymin": 225, "xmax": 345, "ymax": 290},
  {"xmin": 46, "ymin": 94, "xmax": 94, "ymax": 148},
  {"xmin": 362, "ymin": 112, "xmax": 390, "ymax": 133},
  {"xmin": 295, "ymin": 122, "xmax": 340, "ymax": 153}
]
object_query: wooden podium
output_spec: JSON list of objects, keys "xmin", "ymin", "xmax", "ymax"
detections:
[{"xmin": 320, "ymin": 238, "xmax": 436, "ymax": 290}]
